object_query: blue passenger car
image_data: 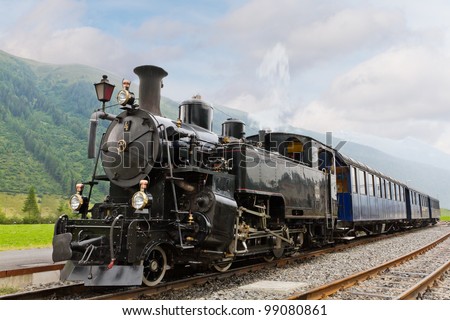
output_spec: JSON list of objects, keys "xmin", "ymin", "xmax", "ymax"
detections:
[
  {"xmin": 429, "ymin": 197, "xmax": 440, "ymax": 221},
  {"xmin": 406, "ymin": 188, "xmax": 440, "ymax": 226},
  {"xmin": 335, "ymin": 153, "xmax": 425, "ymax": 233}
]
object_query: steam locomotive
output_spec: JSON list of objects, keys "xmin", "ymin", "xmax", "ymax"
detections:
[{"xmin": 52, "ymin": 65, "xmax": 440, "ymax": 286}]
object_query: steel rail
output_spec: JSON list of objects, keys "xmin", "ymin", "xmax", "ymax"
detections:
[
  {"xmin": 0, "ymin": 228, "xmax": 422, "ymax": 300},
  {"xmin": 286, "ymin": 230, "xmax": 450, "ymax": 300},
  {"xmin": 88, "ymin": 233, "xmax": 409, "ymax": 300},
  {"xmin": 395, "ymin": 259, "xmax": 450, "ymax": 300}
]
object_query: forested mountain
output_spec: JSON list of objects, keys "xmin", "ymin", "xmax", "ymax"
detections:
[
  {"xmin": 0, "ymin": 50, "xmax": 448, "ymax": 208},
  {"xmin": 0, "ymin": 51, "xmax": 97, "ymax": 195}
]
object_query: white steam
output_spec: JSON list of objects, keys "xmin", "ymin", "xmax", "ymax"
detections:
[{"xmin": 228, "ymin": 43, "xmax": 293, "ymax": 130}]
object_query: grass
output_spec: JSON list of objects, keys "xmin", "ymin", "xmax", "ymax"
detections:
[
  {"xmin": 0, "ymin": 286, "xmax": 19, "ymax": 295},
  {"xmin": 0, "ymin": 224, "xmax": 53, "ymax": 251},
  {"xmin": 0, "ymin": 192, "xmax": 66, "ymax": 219},
  {"xmin": 441, "ymin": 208, "xmax": 450, "ymax": 221}
]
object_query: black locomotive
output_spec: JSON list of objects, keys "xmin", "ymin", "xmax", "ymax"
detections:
[{"xmin": 52, "ymin": 65, "xmax": 440, "ymax": 286}]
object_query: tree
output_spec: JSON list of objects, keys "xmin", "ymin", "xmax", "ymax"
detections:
[
  {"xmin": 0, "ymin": 207, "xmax": 8, "ymax": 224},
  {"xmin": 56, "ymin": 199, "xmax": 72, "ymax": 216},
  {"xmin": 22, "ymin": 186, "xmax": 41, "ymax": 223}
]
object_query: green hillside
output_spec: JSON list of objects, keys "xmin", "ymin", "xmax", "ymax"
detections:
[{"xmin": 0, "ymin": 50, "xmax": 98, "ymax": 196}]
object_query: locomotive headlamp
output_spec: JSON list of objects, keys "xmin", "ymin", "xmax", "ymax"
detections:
[
  {"xmin": 117, "ymin": 89, "xmax": 135, "ymax": 106},
  {"xmin": 69, "ymin": 194, "xmax": 83, "ymax": 211},
  {"xmin": 131, "ymin": 180, "xmax": 152, "ymax": 210},
  {"xmin": 132, "ymin": 191, "xmax": 149, "ymax": 210},
  {"xmin": 69, "ymin": 183, "xmax": 85, "ymax": 211}
]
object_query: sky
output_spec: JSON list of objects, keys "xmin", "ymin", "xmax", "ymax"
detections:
[{"xmin": 1, "ymin": 0, "xmax": 450, "ymax": 155}]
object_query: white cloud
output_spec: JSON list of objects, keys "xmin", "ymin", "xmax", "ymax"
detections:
[
  {"xmin": 286, "ymin": 7, "xmax": 406, "ymax": 68},
  {"xmin": 217, "ymin": 1, "xmax": 406, "ymax": 72},
  {"xmin": 293, "ymin": 45, "xmax": 450, "ymax": 152},
  {"xmin": 435, "ymin": 126, "xmax": 450, "ymax": 154},
  {"xmin": 213, "ymin": 0, "xmax": 414, "ymax": 133},
  {"xmin": 1, "ymin": 0, "xmax": 450, "ymax": 155},
  {"xmin": 225, "ymin": 43, "xmax": 293, "ymax": 129},
  {"xmin": 0, "ymin": 0, "xmax": 130, "ymax": 74}
]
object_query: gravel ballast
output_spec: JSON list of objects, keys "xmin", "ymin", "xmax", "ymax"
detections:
[{"xmin": 145, "ymin": 223, "xmax": 450, "ymax": 300}]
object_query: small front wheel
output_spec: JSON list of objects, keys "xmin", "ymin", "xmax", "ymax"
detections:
[
  {"xmin": 212, "ymin": 262, "xmax": 232, "ymax": 272},
  {"xmin": 263, "ymin": 255, "xmax": 275, "ymax": 262},
  {"xmin": 142, "ymin": 246, "xmax": 167, "ymax": 286}
]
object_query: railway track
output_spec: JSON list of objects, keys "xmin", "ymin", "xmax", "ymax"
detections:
[
  {"xmin": 420, "ymin": 263, "xmax": 450, "ymax": 299},
  {"xmin": 286, "ymin": 230, "xmax": 450, "ymax": 300},
  {"xmin": 0, "ymin": 249, "xmax": 336, "ymax": 300},
  {"xmin": 0, "ymin": 231, "xmax": 404, "ymax": 300},
  {"xmin": 3, "ymin": 226, "xmax": 449, "ymax": 300}
]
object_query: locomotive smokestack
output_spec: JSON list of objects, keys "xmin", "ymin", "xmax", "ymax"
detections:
[{"xmin": 133, "ymin": 65, "xmax": 168, "ymax": 116}]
